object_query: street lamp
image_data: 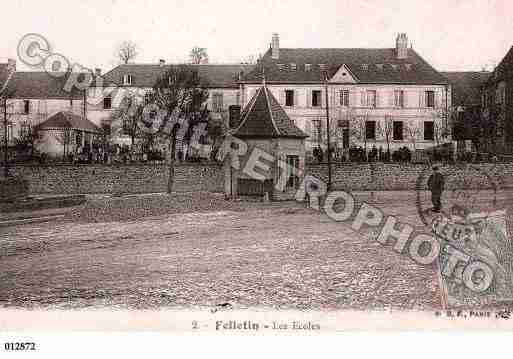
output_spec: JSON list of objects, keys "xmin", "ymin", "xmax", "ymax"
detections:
[
  {"xmin": 324, "ymin": 73, "xmax": 332, "ymax": 191},
  {"xmin": 3, "ymin": 97, "xmax": 8, "ymax": 178}
]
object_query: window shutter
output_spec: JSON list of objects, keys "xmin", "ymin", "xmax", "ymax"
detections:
[
  {"xmin": 294, "ymin": 90, "xmax": 299, "ymax": 107},
  {"xmin": 305, "ymin": 119, "xmax": 312, "ymax": 135},
  {"xmin": 360, "ymin": 91, "xmax": 366, "ymax": 106},
  {"xmin": 389, "ymin": 90, "xmax": 395, "ymax": 107},
  {"xmin": 306, "ymin": 90, "xmax": 312, "ymax": 108},
  {"xmin": 375, "ymin": 90, "xmax": 380, "ymax": 108},
  {"xmin": 330, "ymin": 88, "xmax": 335, "ymax": 107},
  {"xmin": 419, "ymin": 91, "xmax": 425, "ymax": 108},
  {"xmin": 403, "ymin": 91, "xmax": 408, "ymax": 108},
  {"xmin": 280, "ymin": 90, "xmax": 286, "ymax": 106},
  {"xmin": 349, "ymin": 89, "xmax": 356, "ymax": 107},
  {"xmin": 435, "ymin": 91, "xmax": 441, "ymax": 108}
]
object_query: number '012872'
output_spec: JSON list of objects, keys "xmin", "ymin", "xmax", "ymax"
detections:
[{"xmin": 4, "ymin": 342, "xmax": 36, "ymax": 351}]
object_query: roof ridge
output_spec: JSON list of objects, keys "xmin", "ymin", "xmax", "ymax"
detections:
[
  {"xmin": 262, "ymin": 86, "xmax": 281, "ymax": 136},
  {"xmin": 232, "ymin": 86, "xmax": 262, "ymax": 134}
]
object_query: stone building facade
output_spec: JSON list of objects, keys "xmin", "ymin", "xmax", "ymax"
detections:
[
  {"xmin": 240, "ymin": 34, "xmax": 452, "ymax": 159},
  {"xmin": 482, "ymin": 46, "xmax": 513, "ymax": 155},
  {"xmin": 86, "ymin": 62, "xmax": 254, "ymax": 150}
]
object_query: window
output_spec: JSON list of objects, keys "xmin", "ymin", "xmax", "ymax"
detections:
[
  {"xmin": 286, "ymin": 155, "xmax": 300, "ymax": 189},
  {"xmin": 319, "ymin": 64, "xmax": 328, "ymax": 72},
  {"xmin": 393, "ymin": 121, "xmax": 403, "ymax": 140},
  {"xmin": 425, "ymin": 90, "xmax": 435, "ymax": 108},
  {"xmin": 103, "ymin": 96, "xmax": 112, "ymax": 109},
  {"xmin": 361, "ymin": 64, "xmax": 369, "ymax": 71},
  {"xmin": 144, "ymin": 93, "xmax": 153, "ymax": 105},
  {"xmin": 123, "ymin": 74, "xmax": 132, "ymax": 85},
  {"xmin": 340, "ymin": 89, "xmax": 349, "ymax": 107},
  {"xmin": 312, "ymin": 90, "xmax": 321, "ymax": 107},
  {"xmin": 405, "ymin": 64, "xmax": 412, "ymax": 71},
  {"xmin": 376, "ymin": 64, "xmax": 384, "ymax": 70},
  {"xmin": 20, "ymin": 123, "xmax": 30, "ymax": 138},
  {"xmin": 342, "ymin": 128, "xmax": 349, "ymax": 149},
  {"xmin": 394, "ymin": 90, "xmax": 404, "ymax": 107},
  {"xmin": 390, "ymin": 64, "xmax": 398, "ymax": 71},
  {"xmin": 277, "ymin": 63, "xmax": 286, "ymax": 71},
  {"xmin": 290, "ymin": 63, "xmax": 297, "ymax": 71},
  {"xmin": 366, "ymin": 90, "xmax": 376, "ymax": 108},
  {"xmin": 285, "ymin": 90, "xmax": 294, "ymax": 107},
  {"xmin": 424, "ymin": 121, "xmax": 434, "ymax": 140},
  {"xmin": 365, "ymin": 121, "xmax": 376, "ymax": 140},
  {"xmin": 212, "ymin": 92, "xmax": 223, "ymax": 112},
  {"xmin": 337, "ymin": 119, "xmax": 349, "ymax": 128},
  {"xmin": 23, "ymin": 100, "xmax": 30, "ymax": 114},
  {"xmin": 311, "ymin": 119, "xmax": 321, "ymax": 141},
  {"xmin": 305, "ymin": 64, "xmax": 312, "ymax": 72}
]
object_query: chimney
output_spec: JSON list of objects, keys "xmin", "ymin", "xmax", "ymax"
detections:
[
  {"xmin": 7, "ymin": 58, "xmax": 16, "ymax": 72},
  {"xmin": 95, "ymin": 68, "xmax": 102, "ymax": 76},
  {"xmin": 271, "ymin": 33, "xmax": 280, "ymax": 60},
  {"xmin": 395, "ymin": 33, "xmax": 408, "ymax": 59},
  {"xmin": 159, "ymin": 59, "xmax": 165, "ymax": 67}
]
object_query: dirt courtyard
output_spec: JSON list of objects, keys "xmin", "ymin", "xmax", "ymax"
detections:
[{"xmin": 0, "ymin": 190, "xmax": 511, "ymax": 310}]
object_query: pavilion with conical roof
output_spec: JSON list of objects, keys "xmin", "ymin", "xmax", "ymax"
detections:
[{"xmin": 225, "ymin": 81, "xmax": 308, "ymax": 200}]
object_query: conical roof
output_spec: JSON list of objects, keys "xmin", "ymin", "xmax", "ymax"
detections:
[{"xmin": 232, "ymin": 86, "xmax": 308, "ymax": 139}]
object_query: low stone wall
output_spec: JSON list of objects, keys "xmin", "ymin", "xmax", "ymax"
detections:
[
  {"xmin": 10, "ymin": 163, "xmax": 224, "ymax": 195},
  {"xmin": 306, "ymin": 162, "xmax": 513, "ymax": 191},
  {"xmin": 0, "ymin": 176, "xmax": 30, "ymax": 202},
  {"xmin": 5, "ymin": 162, "xmax": 512, "ymax": 195}
]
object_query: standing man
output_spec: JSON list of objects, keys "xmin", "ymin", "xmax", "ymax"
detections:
[{"xmin": 428, "ymin": 166, "xmax": 444, "ymax": 213}]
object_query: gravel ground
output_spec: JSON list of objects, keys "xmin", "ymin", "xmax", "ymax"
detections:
[{"xmin": 0, "ymin": 190, "xmax": 511, "ymax": 310}]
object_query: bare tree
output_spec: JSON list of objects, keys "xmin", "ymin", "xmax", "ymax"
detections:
[
  {"xmin": 109, "ymin": 92, "xmax": 145, "ymax": 154},
  {"xmin": 381, "ymin": 115, "xmax": 394, "ymax": 161},
  {"xmin": 116, "ymin": 40, "xmax": 139, "ymax": 64},
  {"xmin": 189, "ymin": 46, "xmax": 208, "ymax": 64},
  {"xmin": 55, "ymin": 127, "xmax": 73, "ymax": 160},
  {"xmin": 405, "ymin": 121, "xmax": 421, "ymax": 153},
  {"xmin": 151, "ymin": 65, "xmax": 210, "ymax": 192}
]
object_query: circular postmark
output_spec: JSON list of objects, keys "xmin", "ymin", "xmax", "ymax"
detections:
[{"xmin": 416, "ymin": 163, "xmax": 513, "ymax": 306}]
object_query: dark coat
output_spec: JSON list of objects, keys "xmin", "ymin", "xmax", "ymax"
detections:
[{"xmin": 428, "ymin": 172, "xmax": 445, "ymax": 194}]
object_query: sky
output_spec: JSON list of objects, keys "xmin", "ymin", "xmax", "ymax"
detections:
[{"xmin": 0, "ymin": 0, "xmax": 511, "ymax": 73}]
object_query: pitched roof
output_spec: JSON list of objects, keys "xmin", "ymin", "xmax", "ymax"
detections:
[
  {"xmin": 441, "ymin": 71, "xmax": 490, "ymax": 106},
  {"xmin": 0, "ymin": 63, "xmax": 8, "ymax": 89},
  {"xmin": 4, "ymin": 72, "xmax": 84, "ymax": 99},
  {"xmin": 232, "ymin": 85, "xmax": 308, "ymax": 139},
  {"xmin": 34, "ymin": 111, "xmax": 101, "ymax": 133},
  {"xmin": 243, "ymin": 48, "xmax": 448, "ymax": 85},
  {"xmin": 487, "ymin": 46, "xmax": 513, "ymax": 84},
  {"xmin": 102, "ymin": 63, "xmax": 255, "ymax": 88}
]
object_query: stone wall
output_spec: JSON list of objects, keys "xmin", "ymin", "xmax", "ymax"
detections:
[
  {"xmin": 306, "ymin": 162, "xmax": 513, "ymax": 191},
  {"xmin": 11, "ymin": 163, "xmax": 224, "ymax": 195},
  {"xmin": 6, "ymin": 162, "xmax": 513, "ymax": 195}
]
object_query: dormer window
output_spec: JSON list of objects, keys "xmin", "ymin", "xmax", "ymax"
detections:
[
  {"xmin": 361, "ymin": 64, "xmax": 369, "ymax": 71},
  {"xmin": 305, "ymin": 64, "xmax": 312, "ymax": 72},
  {"xmin": 404, "ymin": 64, "xmax": 412, "ymax": 71},
  {"xmin": 123, "ymin": 74, "xmax": 132, "ymax": 85},
  {"xmin": 376, "ymin": 64, "xmax": 384, "ymax": 70},
  {"xmin": 290, "ymin": 63, "xmax": 297, "ymax": 71}
]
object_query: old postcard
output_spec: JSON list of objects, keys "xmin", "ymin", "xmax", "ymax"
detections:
[{"xmin": 0, "ymin": 0, "xmax": 512, "ymax": 355}]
